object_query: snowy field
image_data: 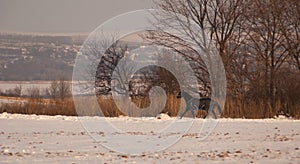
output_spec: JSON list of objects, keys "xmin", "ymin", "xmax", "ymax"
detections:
[{"xmin": 0, "ymin": 113, "xmax": 299, "ymax": 163}]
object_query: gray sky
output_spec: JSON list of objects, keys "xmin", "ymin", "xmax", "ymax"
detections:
[{"xmin": 0, "ymin": 0, "xmax": 153, "ymax": 33}]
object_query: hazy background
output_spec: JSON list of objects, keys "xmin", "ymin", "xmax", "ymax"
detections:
[{"xmin": 0, "ymin": 0, "xmax": 153, "ymax": 33}]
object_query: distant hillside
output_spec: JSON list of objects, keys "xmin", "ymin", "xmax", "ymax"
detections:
[
  {"xmin": 0, "ymin": 33, "xmax": 145, "ymax": 81},
  {"xmin": 0, "ymin": 33, "xmax": 86, "ymax": 81}
]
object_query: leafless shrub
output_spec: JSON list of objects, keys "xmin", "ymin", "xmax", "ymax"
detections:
[{"xmin": 46, "ymin": 79, "xmax": 71, "ymax": 100}]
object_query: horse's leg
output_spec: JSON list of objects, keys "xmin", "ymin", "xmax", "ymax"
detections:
[
  {"xmin": 204, "ymin": 106, "xmax": 214, "ymax": 119},
  {"xmin": 203, "ymin": 113, "xmax": 207, "ymax": 119},
  {"xmin": 206, "ymin": 101, "xmax": 221, "ymax": 119},
  {"xmin": 191, "ymin": 109, "xmax": 195, "ymax": 118},
  {"xmin": 180, "ymin": 108, "xmax": 188, "ymax": 119},
  {"xmin": 210, "ymin": 103, "xmax": 217, "ymax": 119},
  {"xmin": 211, "ymin": 101, "xmax": 221, "ymax": 119}
]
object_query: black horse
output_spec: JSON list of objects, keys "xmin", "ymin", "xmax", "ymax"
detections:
[{"xmin": 177, "ymin": 91, "xmax": 221, "ymax": 119}]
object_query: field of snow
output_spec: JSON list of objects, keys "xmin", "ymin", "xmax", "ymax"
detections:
[{"xmin": 0, "ymin": 113, "xmax": 299, "ymax": 163}]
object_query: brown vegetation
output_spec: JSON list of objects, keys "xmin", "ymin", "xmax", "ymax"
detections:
[
  {"xmin": 0, "ymin": 89, "xmax": 299, "ymax": 118},
  {"xmin": 0, "ymin": 98, "xmax": 76, "ymax": 116}
]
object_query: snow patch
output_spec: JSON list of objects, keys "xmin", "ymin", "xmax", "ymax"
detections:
[
  {"xmin": 0, "ymin": 112, "xmax": 78, "ymax": 121},
  {"xmin": 156, "ymin": 113, "xmax": 171, "ymax": 120}
]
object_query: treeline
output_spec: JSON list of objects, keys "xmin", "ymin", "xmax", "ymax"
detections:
[
  {"xmin": 93, "ymin": 0, "xmax": 300, "ymax": 118},
  {"xmin": 142, "ymin": 0, "xmax": 300, "ymax": 118}
]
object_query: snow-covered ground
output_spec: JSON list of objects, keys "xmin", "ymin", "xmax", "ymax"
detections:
[{"xmin": 0, "ymin": 113, "xmax": 299, "ymax": 163}]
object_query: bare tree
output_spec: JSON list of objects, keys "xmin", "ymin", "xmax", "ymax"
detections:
[
  {"xmin": 95, "ymin": 39, "xmax": 132, "ymax": 96},
  {"xmin": 27, "ymin": 87, "xmax": 42, "ymax": 103},
  {"xmin": 242, "ymin": 0, "xmax": 291, "ymax": 116},
  {"xmin": 146, "ymin": 0, "xmax": 209, "ymax": 92},
  {"xmin": 147, "ymin": 0, "xmax": 245, "ymax": 97},
  {"xmin": 13, "ymin": 85, "xmax": 22, "ymax": 97},
  {"xmin": 279, "ymin": 0, "xmax": 300, "ymax": 71},
  {"xmin": 73, "ymin": 32, "xmax": 133, "ymax": 97},
  {"xmin": 47, "ymin": 79, "xmax": 71, "ymax": 100},
  {"xmin": 48, "ymin": 80, "xmax": 59, "ymax": 99},
  {"xmin": 58, "ymin": 80, "xmax": 71, "ymax": 100}
]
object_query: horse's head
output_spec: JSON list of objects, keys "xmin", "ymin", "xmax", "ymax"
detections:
[{"xmin": 176, "ymin": 91, "xmax": 193, "ymax": 102}]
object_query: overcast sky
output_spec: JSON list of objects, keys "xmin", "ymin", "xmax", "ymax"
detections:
[{"xmin": 0, "ymin": 0, "xmax": 153, "ymax": 33}]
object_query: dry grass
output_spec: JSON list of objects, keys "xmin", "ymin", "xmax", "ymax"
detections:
[
  {"xmin": 0, "ymin": 98, "xmax": 76, "ymax": 116},
  {"xmin": 0, "ymin": 94, "xmax": 299, "ymax": 119},
  {"xmin": 97, "ymin": 94, "xmax": 183, "ymax": 117},
  {"xmin": 223, "ymin": 98, "xmax": 300, "ymax": 119}
]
